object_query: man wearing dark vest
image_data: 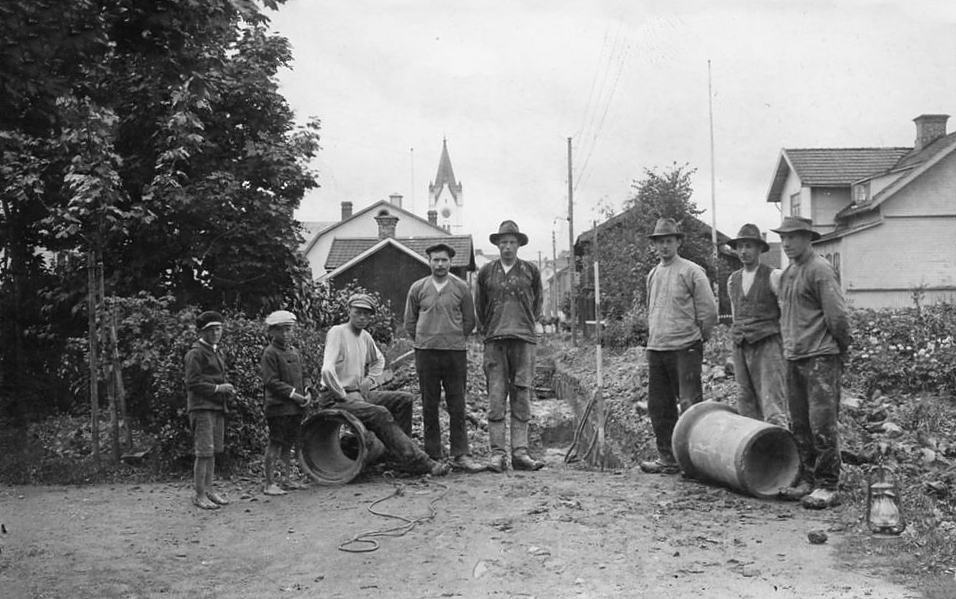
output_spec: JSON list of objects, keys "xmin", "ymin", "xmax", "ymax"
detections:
[{"xmin": 726, "ymin": 224, "xmax": 788, "ymax": 428}]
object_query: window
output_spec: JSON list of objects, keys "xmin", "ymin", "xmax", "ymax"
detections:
[
  {"xmin": 853, "ymin": 184, "xmax": 868, "ymax": 204},
  {"xmin": 790, "ymin": 192, "xmax": 802, "ymax": 216}
]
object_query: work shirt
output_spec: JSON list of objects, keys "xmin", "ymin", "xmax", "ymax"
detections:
[
  {"xmin": 321, "ymin": 323, "xmax": 385, "ymax": 400},
  {"xmin": 404, "ymin": 274, "xmax": 476, "ymax": 351},
  {"xmin": 646, "ymin": 256, "xmax": 718, "ymax": 351},
  {"xmin": 260, "ymin": 340, "xmax": 306, "ymax": 417},
  {"xmin": 184, "ymin": 340, "xmax": 228, "ymax": 412},
  {"xmin": 475, "ymin": 258, "xmax": 542, "ymax": 344},
  {"xmin": 778, "ymin": 251, "xmax": 851, "ymax": 360}
]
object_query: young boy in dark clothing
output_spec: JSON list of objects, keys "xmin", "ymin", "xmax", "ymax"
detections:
[
  {"xmin": 185, "ymin": 311, "xmax": 236, "ymax": 510},
  {"xmin": 260, "ymin": 310, "xmax": 312, "ymax": 496}
]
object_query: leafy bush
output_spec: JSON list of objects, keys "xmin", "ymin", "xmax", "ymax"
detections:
[
  {"xmin": 54, "ymin": 285, "xmax": 392, "ymax": 472},
  {"xmin": 602, "ymin": 305, "xmax": 649, "ymax": 349},
  {"xmin": 847, "ymin": 303, "xmax": 956, "ymax": 396}
]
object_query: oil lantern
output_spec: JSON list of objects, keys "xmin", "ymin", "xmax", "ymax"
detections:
[{"xmin": 866, "ymin": 458, "xmax": 905, "ymax": 536}]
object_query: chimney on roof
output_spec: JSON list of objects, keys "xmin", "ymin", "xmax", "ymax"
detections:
[
  {"xmin": 427, "ymin": 210, "xmax": 438, "ymax": 225},
  {"xmin": 341, "ymin": 201, "xmax": 353, "ymax": 221},
  {"xmin": 374, "ymin": 211, "xmax": 399, "ymax": 239},
  {"xmin": 389, "ymin": 193, "xmax": 403, "ymax": 208},
  {"xmin": 913, "ymin": 114, "xmax": 949, "ymax": 152}
]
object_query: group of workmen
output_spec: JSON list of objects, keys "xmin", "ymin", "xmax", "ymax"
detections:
[
  {"xmin": 185, "ymin": 214, "xmax": 849, "ymax": 513},
  {"xmin": 184, "ymin": 220, "xmax": 545, "ymax": 509},
  {"xmin": 640, "ymin": 215, "xmax": 850, "ymax": 511}
]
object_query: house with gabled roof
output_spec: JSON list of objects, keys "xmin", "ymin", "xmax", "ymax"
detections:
[
  {"xmin": 765, "ymin": 114, "xmax": 956, "ymax": 308},
  {"xmin": 299, "ymin": 195, "xmax": 475, "ymax": 322}
]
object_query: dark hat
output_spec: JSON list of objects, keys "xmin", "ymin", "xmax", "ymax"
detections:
[
  {"xmin": 347, "ymin": 293, "xmax": 377, "ymax": 312},
  {"xmin": 196, "ymin": 311, "xmax": 224, "ymax": 330},
  {"xmin": 489, "ymin": 220, "xmax": 528, "ymax": 246},
  {"xmin": 771, "ymin": 216, "xmax": 821, "ymax": 241},
  {"xmin": 727, "ymin": 223, "xmax": 770, "ymax": 252},
  {"xmin": 425, "ymin": 242, "xmax": 456, "ymax": 259},
  {"xmin": 647, "ymin": 217, "xmax": 684, "ymax": 240}
]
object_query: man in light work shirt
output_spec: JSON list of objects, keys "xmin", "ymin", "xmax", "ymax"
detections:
[
  {"xmin": 404, "ymin": 242, "xmax": 484, "ymax": 473},
  {"xmin": 773, "ymin": 216, "xmax": 851, "ymax": 509},
  {"xmin": 321, "ymin": 293, "xmax": 449, "ymax": 477},
  {"xmin": 476, "ymin": 220, "xmax": 545, "ymax": 473},
  {"xmin": 640, "ymin": 217, "xmax": 718, "ymax": 475},
  {"xmin": 726, "ymin": 223, "xmax": 788, "ymax": 428}
]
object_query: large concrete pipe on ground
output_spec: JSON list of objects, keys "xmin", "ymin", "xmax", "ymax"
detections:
[
  {"xmin": 299, "ymin": 409, "xmax": 377, "ymax": 485},
  {"xmin": 672, "ymin": 401, "xmax": 800, "ymax": 499}
]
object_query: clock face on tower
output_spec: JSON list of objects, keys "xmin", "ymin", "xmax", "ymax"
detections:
[{"xmin": 441, "ymin": 207, "xmax": 452, "ymax": 218}]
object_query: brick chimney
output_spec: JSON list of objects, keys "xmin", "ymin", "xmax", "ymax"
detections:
[
  {"xmin": 341, "ymin": 201, "xmax": 353, "ymax": 221},
  {"xmin": 913, "ymin": 114, "xmax": 949, "ymax": 152},
  {"xmin": 374, "ymin": 211, "xmax": 399, "ymax": 239},
  {"xmin": 389, "ymin": 193, "xmax": 403, "ymax": 209},
  {"xmin": 427, "ymin": 210, "xmax": 438, "ymax": 225}
]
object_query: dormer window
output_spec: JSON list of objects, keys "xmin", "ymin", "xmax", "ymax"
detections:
[{"xmin": 853, "ymin": 183, "xmax": 869, "ymax": 204}]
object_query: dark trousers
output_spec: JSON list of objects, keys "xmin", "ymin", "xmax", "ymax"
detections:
[
  {"xmin": 415, "ymin": 349, "xmax": 469, "ymax": 459},
  {"xmin": 647, "ymin": 341, "xmax": 703, "ymax": 461},
  {"xmin": 322, "ymin": 390, "xmax": 427, "ymax": 466},
  {"xmin": 787, "ymin": 355, "xmax": 842, "ymax": 490}
]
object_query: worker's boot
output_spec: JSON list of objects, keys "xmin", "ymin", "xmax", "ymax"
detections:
[
  {"xmin": 488, "ymin": 420, "xmax": 508, "ymax": 473},
  {"xmin": 511, "ymin": 419, "xmax": 544, "ymax": 471}
]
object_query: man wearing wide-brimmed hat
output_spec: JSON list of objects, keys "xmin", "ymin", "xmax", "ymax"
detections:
[
  {"xmin": 404, "ymin": 242, "xmax": 484, "ymax": 473},
  {"xmin": 640, "ymin": 218, "xmax": 718, "ymax": 475},
  {"xmin": 772, "ymin": 216, "xmax": 851, "ymax": 510},
  {"xmin": 726, "ymin": 224, "xmax": 788, "ymax": 429},
  {"xmin": 476, "ymin": 220, "xmax": 546, "ymax": 472}
]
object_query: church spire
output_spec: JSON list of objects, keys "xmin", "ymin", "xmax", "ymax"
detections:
[
  {"xmin": 428, "ymin": 138, "xmax": 464, "ymax": 233},
  {"xmin": 431, "ymin": 138, "xmax": 460, "ymax": 200}
]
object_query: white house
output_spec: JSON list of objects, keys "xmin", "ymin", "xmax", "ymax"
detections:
[{"xmin": 765, "ymin": 113, "xmax": 956, "ymax": 309}]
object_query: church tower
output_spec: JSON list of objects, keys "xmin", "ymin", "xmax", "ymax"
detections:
[{"xmin": 428, "ymin": 139, "xmax": 463, "ymax": 232}]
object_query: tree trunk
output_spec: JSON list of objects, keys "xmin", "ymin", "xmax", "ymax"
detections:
[
  {"xmin": 110, "ymin": 307, "xmax": 132, "ymax": 451},
  {"xmin": 87, "ymin": 251, "xmax": 101, "ymax": 466}
]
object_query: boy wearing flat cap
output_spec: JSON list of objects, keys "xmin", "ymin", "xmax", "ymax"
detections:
[
  {"xmin": 260, "ymin": 310, "xmax": 312, "ymax": 496},
  {"xmin": 726, "ymin": 224, "xmax": 788, "ymax": 429},
  {"xmin": 774, "ymin": 216, "xmax": 851, "ymax": 509},
  {"xmin": 404, "ymin": 242, "xmax": 483, "ymax": 472},
  {"xmin": 184, "ymin": 310, "xmax": 236, "ymax": 510},
  {"xmin": 320, "ymin": 294, "xmax": 449, "ymax": 476}
]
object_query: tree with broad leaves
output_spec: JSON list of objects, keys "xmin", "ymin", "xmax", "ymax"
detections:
[
  {"xmin": 576, "ymin": 163, "xmax": 720, "ymax": 323},
  {"xmin": 0, "ymin": 0, "xmax": 319, "ymax": 422}
]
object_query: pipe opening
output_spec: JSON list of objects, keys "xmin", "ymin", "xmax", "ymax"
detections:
[
  {"xmin": 739, "ymin": 428, "xmax": 801, "ymax": 497},
  {"xmin": 299, "ymin": 410, "xmax": 368, "ymax": 486}
]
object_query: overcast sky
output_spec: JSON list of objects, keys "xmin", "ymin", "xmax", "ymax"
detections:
[{"xmin": 268, "ymin": 0, "xmax": 956, "ymax": 259}]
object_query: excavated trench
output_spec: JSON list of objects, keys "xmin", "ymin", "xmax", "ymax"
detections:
[{"xmin": 531, "ymin": 344, "xmax": 625, "ymax": 468}]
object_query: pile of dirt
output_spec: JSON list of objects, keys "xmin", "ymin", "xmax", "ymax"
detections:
[{"xmin": 550, "ymin": 332, "xmax": 956, "ymax": 578}]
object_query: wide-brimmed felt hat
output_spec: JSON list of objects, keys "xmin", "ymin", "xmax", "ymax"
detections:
[
  {"xmin": 196, "ymin": 311, "xmax": 224, "ymax": 330},
  {"xmin": 265, "ymin": 310, "xmax": 297, "ymax": 327},
  {"xmin": 647, "ymin": 217, "xmax": 684, "ymax": 240},
  {"xmin": 425, "ymin": 242, "xmax": 456, "ymax": 259},
  {"xmin": 727, "ymin": 223, "xmax": 770, "ymax": 252},
  {"xmin": 347, "ymin": 293, "xmax": 377, "ymax": 313},
  {"xmin": 771, "ymin": 216, "xmax": 821, "ymax": 241},
  {"xmin": 489, "ymin": 220, "xmax": 528, "ymax": 246}
]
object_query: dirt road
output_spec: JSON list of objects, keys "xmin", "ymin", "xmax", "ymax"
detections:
[{"xmin": 1, "ymin": 449, "xmax": 922, "ymax": 599}]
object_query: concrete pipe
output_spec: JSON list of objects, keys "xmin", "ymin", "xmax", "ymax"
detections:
[
  {"xmin": 671, "ymin": 401, "xmax": 800, "ymax": 499},
  {"xmin": 299, "ymin": 409, "xmax": 370, "ymax": 486}
]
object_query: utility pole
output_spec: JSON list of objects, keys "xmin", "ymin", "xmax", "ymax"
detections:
[
  {"xmin": 567, "ymin": 137, "xmax": 576, "ymax": 346},
  {"xmin": 708, "ymin": 60, "xmax": 719, "ymax": 296},
  {"xmin": 552, "ymin": 228, "xmax": 557, "ymax": 319}
]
